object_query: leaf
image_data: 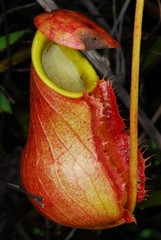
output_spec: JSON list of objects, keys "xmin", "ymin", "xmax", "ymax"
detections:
[
  {"xmin": 0, "ymin": 30, "xmax": 28, "ymax": 51},
  {"xmin": 0, "ymin": 47, "xmax": 31, "ymax": 73},
  {"xmin": 140, "ymin": 229, "xmax": 161, "ymax": 239},
  {"xmin": 0, "ymin": 90, "xmax": 12, "ymax": 113}
]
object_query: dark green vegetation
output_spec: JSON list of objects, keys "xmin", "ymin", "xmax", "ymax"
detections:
[{"xmin": 0, "ymin": 0, "xmax": 161, "ymax": 239}]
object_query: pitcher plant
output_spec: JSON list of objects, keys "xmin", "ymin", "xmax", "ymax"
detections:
[{"xmin": 21, "ymin": 2, "xmax": 147, "ymax": 230}]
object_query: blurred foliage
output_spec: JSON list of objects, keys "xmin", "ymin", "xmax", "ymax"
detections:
[
  {"xmin": 0, "ymin": 29, "xmax": 28, "ymax": 51},
  {"xmin": 0, "ymin": 90, "xmax": 12, "ymax": 113},
  {"xmin": 0, "ymin": 0, "xmax": 161, "ymax": 239}
]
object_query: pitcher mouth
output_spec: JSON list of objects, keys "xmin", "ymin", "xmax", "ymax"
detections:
[{"xmin": 31, "ymin": 30, "xmax": 98, "ymax": 98}]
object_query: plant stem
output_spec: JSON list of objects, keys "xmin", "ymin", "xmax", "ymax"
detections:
[{"xmin": 127, "ymin": 0, "xmax": 145, "ymax": 212}]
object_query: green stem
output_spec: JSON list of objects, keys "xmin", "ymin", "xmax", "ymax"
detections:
[{"xmin": 127, "ymin": 0, "xmax": 145, "ymax": 212}]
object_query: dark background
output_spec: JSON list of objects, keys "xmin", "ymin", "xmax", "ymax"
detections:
[{"xmin": 0, "ymin": 0, "xmax": 161, "ymax": 239}]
